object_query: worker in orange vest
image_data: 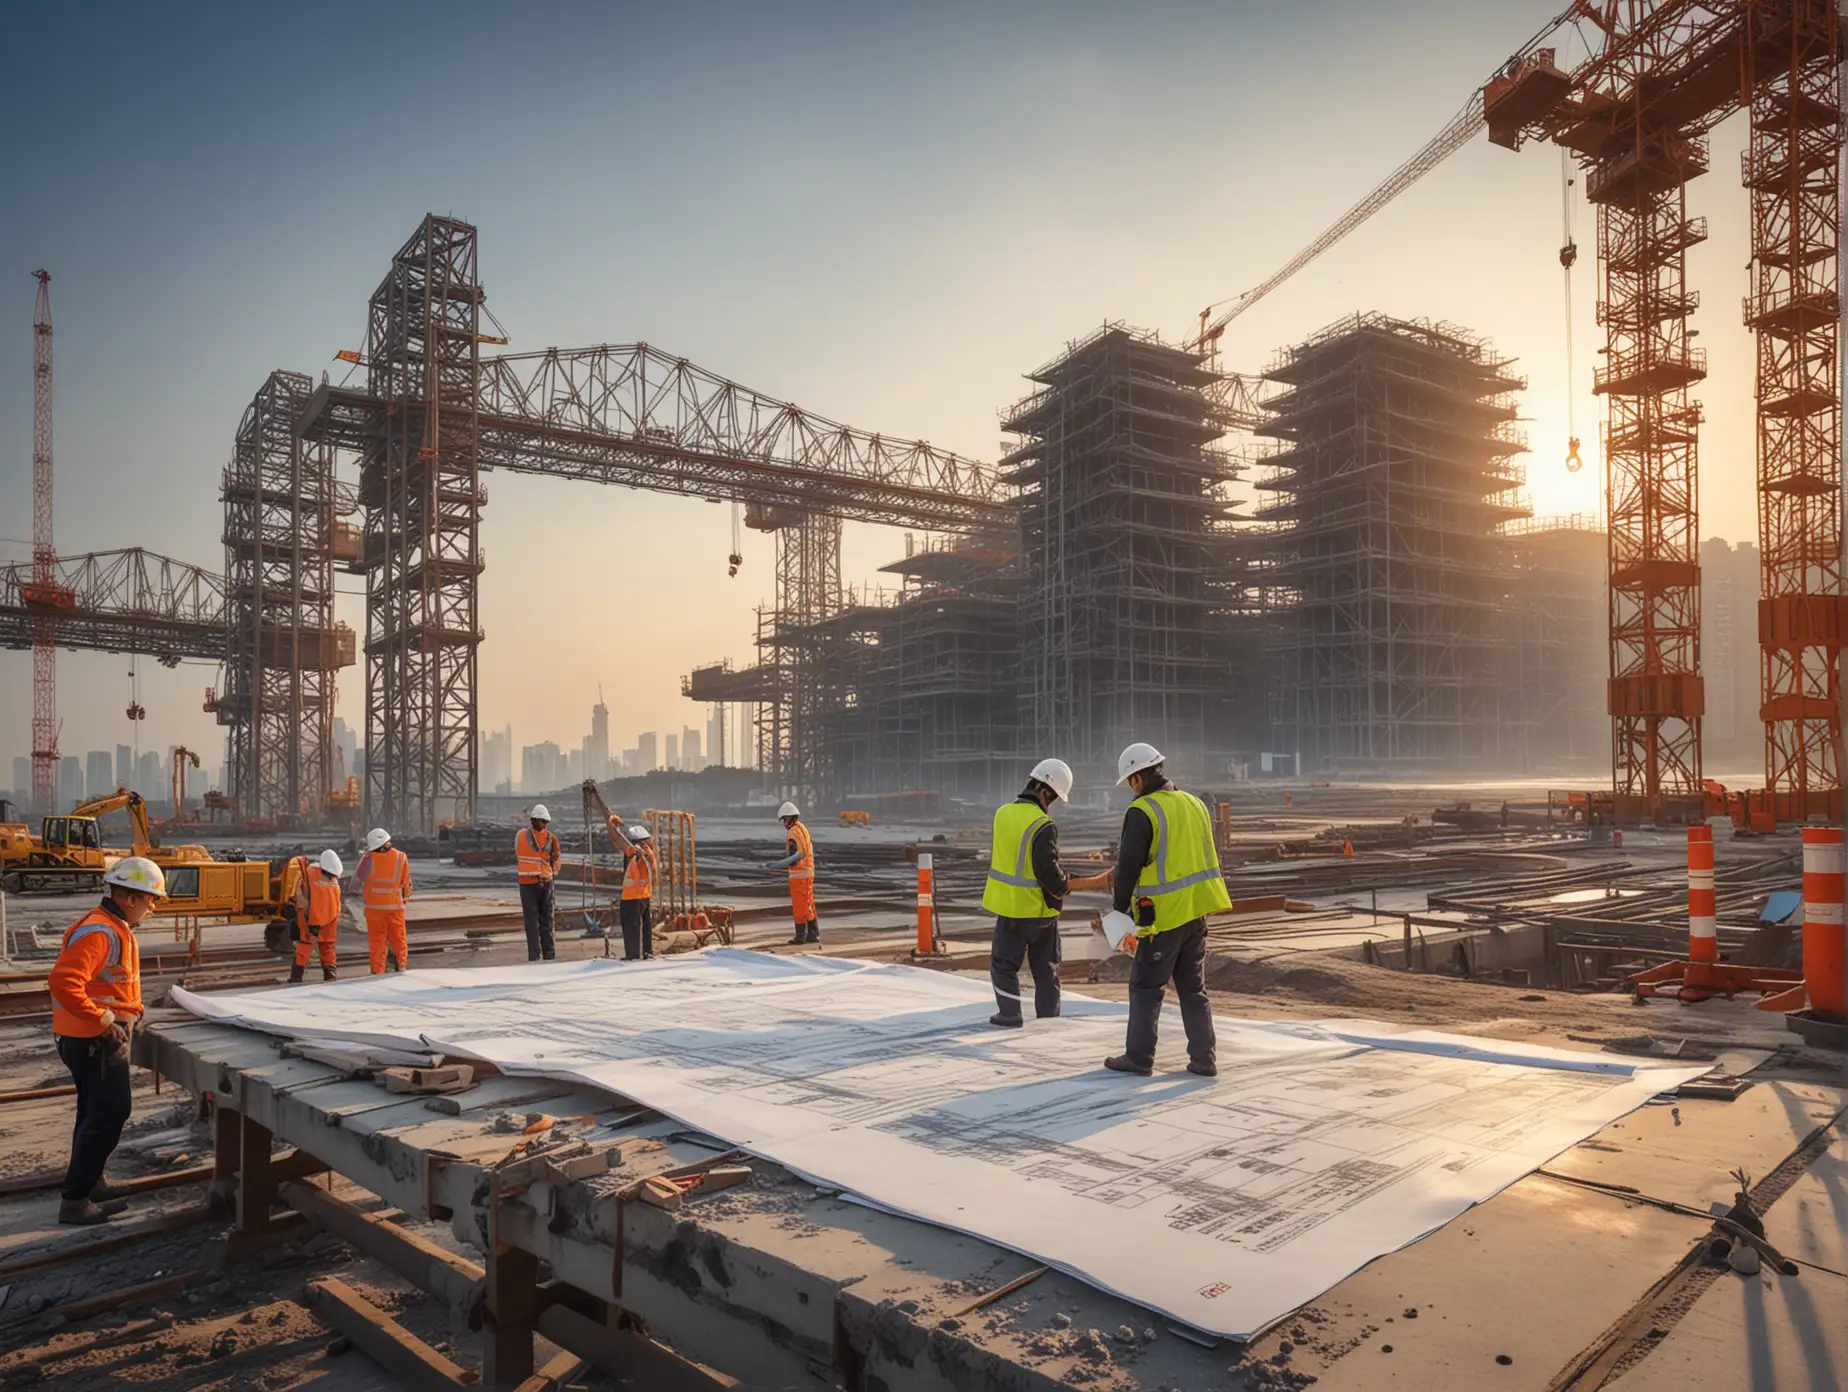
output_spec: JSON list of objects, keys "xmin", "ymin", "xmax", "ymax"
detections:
[
  {"xmin": 49, "ymin": 856, "xmax": 165, "ymax": 1226},
  {"xmin": 773, "ymin": 802, "xmax": 818, "ymax": 945},
  {"xmin": 604, "ymin": 814, "xmax": 658, "ymax": 960},
  {"xmin": 355, "ymin": 827, "xmax": 412, "ymax": 973},
  {"xmin": 289, "ymin": 849, "xmax": 344, "ymax": 983},
  {"xmin": 516, "ymin": 805, "xmax": 561, "ymax": 962}
]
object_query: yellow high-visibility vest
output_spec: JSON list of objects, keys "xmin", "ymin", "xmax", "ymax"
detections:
[
  {"xmin": 981, "ymin": 800, "xmax": 1059, "ymax": 919},
  {"xmin": 1129, "ymin": 788, "xmax": 1230, "ymax": 935}
]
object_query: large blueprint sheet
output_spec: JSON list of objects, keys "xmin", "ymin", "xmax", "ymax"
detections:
[{"xmin": 173, "ymin": 951, "xmax": 1705, "ymax": 1338}]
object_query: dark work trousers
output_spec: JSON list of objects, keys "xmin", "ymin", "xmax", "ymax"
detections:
[
  {"xmin": 991, "ymin": 917, "xmax": 1061, "ymax": 1020},
  {"xmin": 58, "ymin": 1033, "xmax": 134, "ymax": 1202},
  {"xmin": 620, "ymin": 897, "xmax": 653, "ymax": 961},
  {"xmin": 1123, "ymin": 917, "xmax": 1215, "ymax": 1069},
  {"xmin": 520, "ymin": 880, "xmax": 557, "ymax": 960}
]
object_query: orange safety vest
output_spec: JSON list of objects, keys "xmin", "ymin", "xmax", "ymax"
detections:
[
  {"xmin": 51, "ymin": 904, "xmax": 142, "ymax": 1039},
  {"xmin": 786, "ymin": 821, "xmax": 814, "ymax": 880},
  {"xmin": 622, "ymin": 841, "xmax": 657, "ymax": 901},
  {"xmin": 361, "ymin": 847, "xmax": 410, "ymax": 911},
  {"xmin": 294, "ymin": 858, "xmax": 342, "ymax": 928},
  {"xmin": 516, "ymin": 827, "xmax": 557, "ymax": 884}
]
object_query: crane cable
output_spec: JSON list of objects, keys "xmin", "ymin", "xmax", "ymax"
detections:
[{"xmin": 1561, "ymin": 146, "xmax": 1582, "ymax": 473}]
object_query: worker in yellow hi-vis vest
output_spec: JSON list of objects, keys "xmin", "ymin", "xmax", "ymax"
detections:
[
  {"xmin": 980, "ymin": 758, "xmax": 1112, "ymax": 1027},
  {"xmin": 1100, "ymin": 743, "xmax": 1230, "ymax": 1078}
]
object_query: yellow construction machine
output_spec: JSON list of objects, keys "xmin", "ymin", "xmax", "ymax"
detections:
[{"xmin": 0, "ymin": 788, "xmax": 210, "ymax": 894}]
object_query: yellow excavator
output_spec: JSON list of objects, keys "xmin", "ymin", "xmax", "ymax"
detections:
[
  {"xmin": 0, "ymin": 787, "xmax": 210, "ymax": 894},
  {"xmin": 1, "ymin": 786, "xmax": 327, "ymax": 952}
]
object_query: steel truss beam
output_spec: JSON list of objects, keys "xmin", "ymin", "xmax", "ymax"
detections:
[{"xmin": 0, "ymin": 548, "xmax": 227, "ymax": 662}]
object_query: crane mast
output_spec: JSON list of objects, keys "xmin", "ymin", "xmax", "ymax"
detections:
[{"xmin": 30, "ymin": 271, "xmax": 56, "ymax": 812}]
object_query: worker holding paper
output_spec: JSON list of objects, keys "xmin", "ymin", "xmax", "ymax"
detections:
[{"xmin": 1101, "ymin": 743, "xmax": 1229, "ymax": 1078}]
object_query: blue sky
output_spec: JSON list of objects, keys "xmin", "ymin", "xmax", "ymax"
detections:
[{"xmin": 0, "ymin": 1, "xmax": 1766, "ymax": 781}]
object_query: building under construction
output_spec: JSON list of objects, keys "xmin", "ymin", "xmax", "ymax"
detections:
[{"xmin": 1257, "ymin": 313, "xmax": 1600, "ymax": 772}]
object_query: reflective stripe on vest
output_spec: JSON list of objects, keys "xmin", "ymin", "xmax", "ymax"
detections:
[
  {"xmin": 787, "ymin": 822, "xmax": 814, "ymax": 880},
  {"xmin": 981, "ymin": 801, "xmax": 1058, "ymax": 919},
  {"xmin": 1130, "ymin": 788, "xmax": 1231, "ymax": 936},
  {"xmin": 516, "ymin": 828, "xmax": 556, "ymax": 882},
  {"xmin": 623, "ymin": 844, "xmax": 656, "ymax": 901},
  {"xmin": 362, "ymin": 848, "xmax": 409, "ymax": 910},
  {"xmin": 53, "ymin": 905, "xmax": 143, "ymax": 1037}
]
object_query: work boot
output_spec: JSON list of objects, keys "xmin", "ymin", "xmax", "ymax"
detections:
[
  {"xmin": 787, "ymin": 931, "xmax": 807, "ymax": 946},
  {"xmin": 989, "ymin": 1013, "xmax": 1023, "ymax": 1029},
  {"xmin": 288, "ymin": 964, "xmax": 305, "ymax": 985},
  {"xmin": 1186, "ymin": 1059, "xmax": 1219, "ymax": 1078},
  {"xmin": 89, "ymin": 1178, "xmax": 131, "ymax": 1204},
  {"xmin": 1103, "ymin": 1055, "xmax": 1152, "ymax": 1077},
  {"xmin": 321, "ymin": 966, "xmax": 338, "ymax": 982},
  {"xmin": 805, "ymin": 921, "xmax": 821, "ymax": 944},
  {"xmin": 58, "ymin": 1198, "xmax": 115, "ymax": 1227}
]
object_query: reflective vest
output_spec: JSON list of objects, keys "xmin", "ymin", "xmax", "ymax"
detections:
[
  {"xmin": 1129, "ymin": 788, "xmax": 1231, "ymax": 936},
  {"xmin": 516, "ymin": 828, "xmax": 557, "ymax": 884},
  {"xmin": 981, "ymin": 800, "xmax": 1059, "ymax": 919},
  {"xmin": 622, "ymin": 842, "xmax": 656, "ymax": 901},
  {"xmin": 361, "ymin": 847, "xmax": 410, "ymax": 911},
  {"xmin": 295, "ymin": 860, "xmax": 342, "ymax": 928},
  {"xmin": 51, "ymin": 903, "xmax": 142, "ymax": 1038},
  {"xmin": 786, "ymin": 821, "xmax": 814, "ymax": 880}
]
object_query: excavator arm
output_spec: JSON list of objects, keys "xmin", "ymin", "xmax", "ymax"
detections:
[{"xmin": 69, "ymin": 787, "xmax": 155, "ymax": 855}]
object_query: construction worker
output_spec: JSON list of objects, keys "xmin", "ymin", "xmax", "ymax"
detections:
[
  {"xmin": 981, "ymin": 758, "xmax": 1113, "ymax": 1027},
  {"xmin": 605, "ymin": 814, "xmax": 657, "ymax": 960},
  {"xmin": 516, "ymin": 805, "xmax": 561, "ymax": 962},
  {"xmin": 773, "ymin": 802, "xmax": 818, "ymax": 945},
  {"xmin": 1101, "ymin": 743, "xmax": 1230, "ymax": 1078},
  {"xmin": 355, "ymin": 827, "xmax": 411, "ymax": 974},
  {"xmin": 50, "ymin": 856, "xmax": 164, "ymax": 1225},
  {"xmin": 289, "ymin": 849, "xmax": 344, "ymax": 983}
]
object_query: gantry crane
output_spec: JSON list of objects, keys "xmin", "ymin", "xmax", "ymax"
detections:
[{"xmin": 299, "ymin": 216, "xmax": 1008, "ymax": 835}]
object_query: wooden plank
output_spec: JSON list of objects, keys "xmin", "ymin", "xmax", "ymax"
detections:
[
  {"xmin": 382, "ymin": 1064, "xmax": 476, "ymax": 1095},
  {"xmin": 512, "ymin": 1349, "xmax": 583, "ymax": 1392},
  {"xmin": 280, "ymin": 1179, "xmax": 484, "ymax": 1308},
  {"xmin": 0, "ymin": 1084, "xmax": 75, "ymax": 1104},
  {"xmin": 0, "ymin": 1205, "xmax": 216, "ymax": 1280},
  {"xmin": 45, "ymin": 1268, "xmax": 209, "ymax": 1322},
  {"xmin": 307, "ymin": 1276, "xmax": 479, "ymax": 1391},
  {"xmin": 0, "ymin": 1159, "xmax": 214, "ymax": 1200}
]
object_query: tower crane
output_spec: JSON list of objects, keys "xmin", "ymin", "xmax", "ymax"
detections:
[{"xmin": 1193, "ymin": 1, "xmax": 1847, "ymax": 827}]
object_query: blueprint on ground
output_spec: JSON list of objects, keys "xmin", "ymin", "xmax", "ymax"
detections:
[{"xmin": 172, "ymin": 950, "xmax": 1706, "ymax": 1338}]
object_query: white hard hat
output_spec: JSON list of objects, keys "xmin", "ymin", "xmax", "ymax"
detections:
[
  {"xmin": 530, "ymin": 804, "xmax": 552, "ymax": 823},
  {"xmin": 1028, "ymin": 757, "xmax": 1075, "ymax": 803},
  {"xmin": 104, "ymin": 856, "xmax": 167, "ymax": 898},
  {"xmin": 319, "ymin": 849, "xmax": 343, "ymax": 877},
  {"xmin": 365, "ymin": 827, "xmax": 391, "ymax": 852},
  {"xmin": 777, "ymin": 802, "xmax": 800, "ymax": 819},
  {"xmin": 1116, "ymin": 742, "xmax": 1165, "ymax": 786},
  {"xmin": 628, "ymin": 823, "xmax": 652, "ymax": 841}
]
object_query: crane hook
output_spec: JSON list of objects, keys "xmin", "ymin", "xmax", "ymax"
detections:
[{"xmin": 1565, "ymin": 436, "xmax": 1583, "ymax": 473}]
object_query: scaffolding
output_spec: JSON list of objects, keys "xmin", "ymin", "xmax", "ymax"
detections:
[
  {"xmin": 218, "ymin": 370, "xmax": 358, "ymax": 826},
  {"xmin": 1257, "ymin": 314, "xmax": 1530, "ymax": 770},
  {"xmin": 1002, "ymin": 325, "xmax": 1246, "ymax": 785},
  {"xmin": 1503, "ymin": 514, "xmax": 1608, "ymax": 771}
]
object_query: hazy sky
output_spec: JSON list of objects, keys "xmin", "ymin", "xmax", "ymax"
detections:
[{"xmin": 0, "ymin": 1, "xmax": 1771, "ymax": 779}]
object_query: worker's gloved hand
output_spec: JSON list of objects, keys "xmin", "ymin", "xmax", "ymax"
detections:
[
  {"xmin": 102, "ymin": 1022, "xmax": 130, "ymax": 1054},
  {"xmin": 1100, "ymin": 910, "xmax": 1137, "ymax": 952}
]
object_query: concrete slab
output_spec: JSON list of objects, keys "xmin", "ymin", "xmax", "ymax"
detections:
[
  {"xmin": 1546, "ymin": 1082, "xmax": 1846, "ymax": 1212},
  {"xmin": 1606, "ymin": 1265, "xmax": 1847, "ymax": 1392}
]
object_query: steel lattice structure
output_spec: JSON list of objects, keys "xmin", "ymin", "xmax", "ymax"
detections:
[
  {"xmin": 218, "ymin": 370, "xmax": 358, "ymax": 827},
  {"xmin": 0, "ymin": 548, "xmax": 227, "ymax": 661},
  {"xmin": 300, "ymin": 220, "xmax": 1006, "ymax": 831},
  {"xmin": 29, "ymin": 271, "xmax": 57, "ymax": 810},
  {"xmin": 1487, "ymin": 2, "xmax": 1844, "ymax": 823}
]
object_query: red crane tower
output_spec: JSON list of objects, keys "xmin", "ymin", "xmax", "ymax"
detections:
[
  {"xmin": 27, "ymin": 270, "xmax": 64, "ymax": 810},
  {"xmin": 1486, "ymin": 3, "xmax": 1843, "ymax": 825}
]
